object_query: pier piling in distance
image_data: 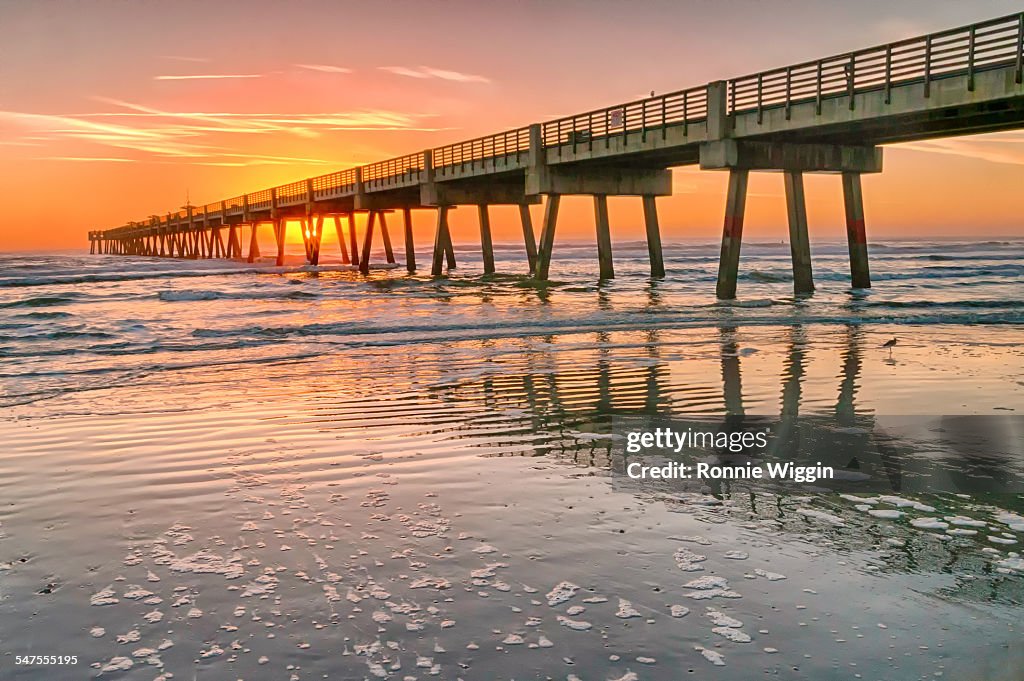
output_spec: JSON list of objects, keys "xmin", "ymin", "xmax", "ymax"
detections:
[
  {"xmin": 347, "ymin": 214, "xmax": 360, "ymax": 268},
  {"xmin": 359, "ymin": 211, "xmax": 377, "ymax": 275},
  {"xmin": 274, "ymin": 219, "xmax": 285, "ymax": 266},
  {"xmin": 248, "ymin": 223, "xmax": 260, "ymax": 263},
  {"xmin": 379, "ymin": 212, "xmax": 396, "ymax": 264},
  {"xmin": 333, "ymin": 216, "xmax": 350, "ymax": 264},
  {"xmin": 431, "ymin": 206, "xmax": 452, "ymax": 276}
]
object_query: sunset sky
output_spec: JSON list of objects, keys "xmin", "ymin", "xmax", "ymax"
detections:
[{"xmin": 2, "ymin": 0, "xmax": 1023, "ymax": 252}]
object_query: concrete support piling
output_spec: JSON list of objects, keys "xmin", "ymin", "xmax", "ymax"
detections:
[
  {"xmin": 783, "ymin": 171, "xmax": 815, "ymax": 294},
  {"xmin": 312, "ymin": 215, "xmax": 324, "ymax": 265},
  {"xmin": 403, "ymin": 207, "xmax": 416, "ymax": 273},
  {"xmin": 642, "ymin": 195, "xmax": 665, "ymax": 278},
  {"xmin": 594, "ymin": 194, "xmax": 614, "ymax": 280},
  {"xmin": 535, "ymin": 195, "xmax": 560, "ymax": 281},
  {"xmin": 431, "ymin": 206, "xmax": 452, "ymax": 276},
  {"xmin": 519, "ymin": 204, "xmax": 538, "ymax": 273},
  {"xmin": 347, "ymin": 214, "xmax": 360, "ymax": 268},
  {"xmin": 379, "ymin": 212, "xmax": 396, "ymax": 264},
  {"xmin": 248, "ymin": 223, "xmax": 260, "ymax": 263},
  {"xmin": 443, "ymin": 223, "xmax": 456, "ymax": 270},
  {"xmin": 359, "ymin": 211, "xmax": 377, "ymax": 275},
  {"xmin": 274, "ymin": 219, "xmax": 285, "ymax": 266},
  {"xmin": 715, "ymin": 169, "xmax": 750, "ymax": 299},
  {"xmin": 478, "ymin": 205, "xmax": 496, "ymax": 275},
  {"xmin": 332, "ymin": 216, "xmax": 350, "ymax": 264},
  {"xmin": 842, "ymin": 172, "xmax": 871, "ymax": 289}
]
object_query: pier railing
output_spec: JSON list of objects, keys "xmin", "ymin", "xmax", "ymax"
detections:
[
  {"xmin": 99, "ymin": 11, "xmax": 1024, "ymax": 236},
  {"xmin": 432, "ymin": 126, "xmax": 532, "ymax": 176},
  {"xmin": 541, "ymin": 86, "xmax": 709, "ymax": 154},
  {"xmin": 728, "ymin": 12, "xmax": 1023, "ymax": 116}
]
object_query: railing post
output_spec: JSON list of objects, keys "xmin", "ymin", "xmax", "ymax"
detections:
[
  {"xmin": 680, "ymin": 91, "xmax": 686, "ymax": 137},
  {"xmin": 187, "ymin": 205, "xmax": 196, "ymax": 259},
  {"xmin": 967, "ymin": 25, "xmax": 976, "ymax": 91},
  {"xmin": 884, "ymin": 44, "xmax": 892, "ymax": 104},
  {"xmin": 848, "ymin": 54, "xmax": 856, "ymax": 110},
  {"xmin": 756, "ymin": 73, "xmax": 763, "ymax": 124},
  {"xmin": 663, "ymin": 95, "xmax": 669, "ymax": 139},
  {"xmin": 1017, "ymin": 13, "xmax": 1023, "ymax": 84},
  {"xmin": 924, "ymin": 35, "xmax": 933, "ymax": 98},
  {"xmin": 785, "ymin": 67, "xmax": 792, "ymax": 120},
  {"xmin": 815, "ymin": 60, "xmax": 822, "ymax": 114}
]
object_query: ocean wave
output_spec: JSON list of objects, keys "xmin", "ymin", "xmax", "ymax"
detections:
[
  {"xmin": 0, "ymin": 294, "xmax": 80, "ymax": 308},
  {"xmin": 872, "ymin": 300, "xmax": 1024, "ymax": 310},
  {"xmin": 745, "ymin": 270, "xmax": 791, "ymax": 283},
  {"xmin": 0, "ymin": 266, "xmax": 262, "ymax": 288},
  {"xmin": 15, "ymin": 311, "xmax": 74, "ymax": 319},
  {"xmin": 157, "ymin": 289, "xmax": 319, "ymax": 302}
]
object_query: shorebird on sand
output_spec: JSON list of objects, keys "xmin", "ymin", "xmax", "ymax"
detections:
[{"xmin": 882, "ymin": 337, "xmax": 897, "ymax": 355}]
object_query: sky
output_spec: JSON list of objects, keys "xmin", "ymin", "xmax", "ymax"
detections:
[{"xmin": 1, "ymin": 0, "xmax": 1022, "ymax": 251}]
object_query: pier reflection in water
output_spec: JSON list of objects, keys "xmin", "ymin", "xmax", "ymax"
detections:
[{"xmin": 424, "ymin": 321, "xmax": 1024, "ymax": 607}]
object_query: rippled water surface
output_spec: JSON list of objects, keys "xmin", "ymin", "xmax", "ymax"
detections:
[{"xmin": 1, "ymin": 239, "xmax": 1023, "ymax": 680}]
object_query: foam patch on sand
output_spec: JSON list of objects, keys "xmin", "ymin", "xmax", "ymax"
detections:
[{"xmin": 546, "ymin": 581, "xmax": 580, "ymax": 607}]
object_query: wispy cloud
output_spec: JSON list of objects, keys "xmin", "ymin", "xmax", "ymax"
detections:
[
  {"xmin": 294, "ymin": 64, "xmax": 352, "ymax": 74},
  {"xmin": 899, "ymin": 136, "xmax": 1024, "ymax": 167},
  {"xmin": 873, "ymin": 18, "xmax": 932, "ymax": 42},
  {"xmin": 155, "ymin": 74, "xmax": 263, "ymax": 81},
  {"xmin": 0, "ymin": 98, "xmax": 447, "ymax": 165},
  {"xmin": 43, "ymin": 156, "xmax": 137, "ymax": 162},
  {"xmin": 379, "ymin": 65, "xmax": 490, "ymax": 83},
  {"xmin": 161, "ymin": 55, "xmax": 211, "ymax": 63}
]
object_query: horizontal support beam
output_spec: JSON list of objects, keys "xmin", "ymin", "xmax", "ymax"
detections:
[
  {"xmin": 526, "ymin": 166, "xmax": 672, "ymax": 196},
  {"xmin": 421, "ymin": 181, "xmax": 541, "ymax": 206},
  {"xmin": 354, "ymin": 189, "xmax": 421, "ymax": 211},
  {"xmin": 700, "ymin": 139, "xmax": 883, "ymax": 173}
]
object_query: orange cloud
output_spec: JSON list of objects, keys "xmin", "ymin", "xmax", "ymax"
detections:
[{"xmin": 379, "ymin": 66, "xmax": 490, "ymax": 83}]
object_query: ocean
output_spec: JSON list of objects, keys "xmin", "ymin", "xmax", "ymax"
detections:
[{"xmin": 1, "ymin": 238, "xmax": 1022, "ymax": 680}]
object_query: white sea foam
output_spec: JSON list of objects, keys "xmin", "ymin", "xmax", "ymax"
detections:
[
  {"xmin": 713, "ymin": 626, "xmax": 752, "ymax": 643},
  {"xmin": 615, "ymin": 599, "xmax": 642, "ymax": 618},
  {"xmin": 910, "ymin": 518, "xmax": 948, "ymax": 530},
  {"xmin": 700, "ymin": 648, "xmax": 726, "ymax": 666},
  {"xmin": 546, "ymin": 581, "xmax": 580, "ymax": 607},
  {"xmin": 796, "ymin": 508, "xmax": 845, "ymax": 526},
  {"xmin": 89, "ymin": 586, "xmax": 119, "ymax": 606},
  {"xmin": 557, "ymin": 615, "xmax": 593, "ymax": 631},
  {"xmin": 673, "ymin": 547, "xmax": 707, "ymax": 572}
]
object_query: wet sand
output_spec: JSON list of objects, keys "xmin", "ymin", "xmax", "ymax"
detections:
[{"xmin": 2, "ymin": 319, "xmax": 1023, "ymax": 680}]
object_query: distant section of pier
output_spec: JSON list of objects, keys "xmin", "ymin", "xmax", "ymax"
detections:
[{"xmin": 90, "ymin": 13, "xmax": 1024, "ymax": 298}]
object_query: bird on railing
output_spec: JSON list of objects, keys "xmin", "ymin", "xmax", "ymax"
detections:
[{"xmin": 882, "ymin": 337, "xmax": 897, "ymax": 354}]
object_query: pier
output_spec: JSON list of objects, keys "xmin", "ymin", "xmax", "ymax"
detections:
[{"xmin": 89, "ymin": 13, "xmax": 1024, "ymax": 298}]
